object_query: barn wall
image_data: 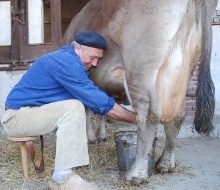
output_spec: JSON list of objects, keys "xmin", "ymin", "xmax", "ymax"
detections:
[
  {"xmin": 0, "ymin": 1, "xmax": 220, "ymax": 138},
  {"xmin": 210, "ymin": 24, "xmax": 220, "ymax": 137}
]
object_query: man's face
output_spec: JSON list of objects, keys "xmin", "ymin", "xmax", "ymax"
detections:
[{"xmin": 75, "ymin": 44, "xmax": 104, "ymax": 70}]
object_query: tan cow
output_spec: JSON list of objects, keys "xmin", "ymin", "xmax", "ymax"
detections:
[{"xmin": 62, "ymin": 0, "xmax": 217, "ymax": 185}]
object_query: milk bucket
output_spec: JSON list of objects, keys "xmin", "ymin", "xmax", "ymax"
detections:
[{"xmin": 115, "ymin": 131, "xmax": 157, "ymax": 175}]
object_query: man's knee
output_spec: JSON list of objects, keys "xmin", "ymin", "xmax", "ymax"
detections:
[{"xmin": 66, "ymin": 100, "xmax": 85, "ymax": 113}]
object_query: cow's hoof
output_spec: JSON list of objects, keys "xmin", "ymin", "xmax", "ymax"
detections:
[
  {"xmin": 131, "ymin": 177, "xmax": 149, "ymax": 186},
  {"xmin": 88, "ymin": 139, "xmax": 97, "ymax": 144},
  {"xmin": 124, "ymin": 174, "xmax": 149, "ymax": 186},
  {"xmin": 156, "ymin": 162, "xmax": 176, "ymax": 173},
  {"xmin": 97, "ymin": 137, "xmax": 107, "ymax": 142}
]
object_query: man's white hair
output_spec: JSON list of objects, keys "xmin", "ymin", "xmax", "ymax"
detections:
[{"xmin": 72, "ymin": 41, "xmax": 87, "ymax": 52}]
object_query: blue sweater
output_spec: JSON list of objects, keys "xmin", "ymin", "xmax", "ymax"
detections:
[{"xmin": 5, "ymin": 45, "xmax": 115, "ymax": 115}]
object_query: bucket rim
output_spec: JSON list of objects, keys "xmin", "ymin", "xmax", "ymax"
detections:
[{"xmin": 114, "ymin": 130, "xmax": 137, "ymax": 138}]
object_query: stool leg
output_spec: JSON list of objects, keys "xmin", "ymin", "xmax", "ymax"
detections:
[{"xmin": 20, "ymin": 142, "xmax": 29, "ymax": 180}]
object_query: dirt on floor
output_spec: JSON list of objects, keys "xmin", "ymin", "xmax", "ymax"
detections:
[{"xmin": 0, "ymin": 117, "xmax": 220, "ymax": 190}]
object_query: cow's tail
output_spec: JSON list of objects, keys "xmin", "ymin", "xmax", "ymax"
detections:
[{"xmin": 193, "ymin": 0, "xmax": 215, "ymax": 135}]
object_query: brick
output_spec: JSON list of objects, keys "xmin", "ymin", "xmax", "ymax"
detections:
[
  {"xmin": 185, "ymin": 97, "xmax": 193, "ymax": 100},
  {"xmin": 190, "ymin": 76, "xmax": 198, "ymax": 81},
  {"xmin": 186, "ymin": 110, "xmax": 195, "ymax": 116},
  {"xmin": 192, "ymin": 106, "xmax": 197, "ymax": 111},
  {"xmin": 185, "ymin": 101, "xmax": 196, "ymax": 106},
  {"xmin": 189, "ymin": 81, "xmax": 198, "ymax": 86},
  {"xmin": 185, "ymin": 106, "xmax": 193, "ymax": 111}
]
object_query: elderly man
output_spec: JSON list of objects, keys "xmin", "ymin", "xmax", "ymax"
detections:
[{"xmin": 1, "ymin": 31, "xmax": 136, "ymax": 189}]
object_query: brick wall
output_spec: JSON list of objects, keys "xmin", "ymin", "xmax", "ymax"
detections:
[{"xmin": 185, "ymin": 65, "xmax": 199, "ymax": 116}]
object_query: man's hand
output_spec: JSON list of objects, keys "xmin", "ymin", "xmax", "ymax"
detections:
[{"xmin": 106, "ymin": 103, "xmax": 137, "ymax": 124}]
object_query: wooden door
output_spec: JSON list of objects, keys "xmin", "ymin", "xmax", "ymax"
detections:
[{"xmin": 0, "ymin": 0, "xmax": 61, "ymax": 70}]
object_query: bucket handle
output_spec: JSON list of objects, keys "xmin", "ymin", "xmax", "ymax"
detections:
[{"xmin": 117, "ymin": 139, "xmax": 131, "ymax": 148}]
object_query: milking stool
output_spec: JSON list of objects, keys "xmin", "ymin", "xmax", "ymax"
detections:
[{"xmin": 7, "ymin": 135, "xmax": 44, "ymax": 181}]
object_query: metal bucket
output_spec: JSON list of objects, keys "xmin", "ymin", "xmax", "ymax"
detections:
[{"xmin": 115, "ymin": 131, "xmax": 157, "ymax": 175}]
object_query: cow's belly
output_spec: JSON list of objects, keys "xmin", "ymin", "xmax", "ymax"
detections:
[{"xmin": 90, "ymin": 65, "xmax": 127, "ymax": 103}]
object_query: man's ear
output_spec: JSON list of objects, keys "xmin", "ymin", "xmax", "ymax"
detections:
[{"xmin": 75, "ymin": 43, "xmax": 81, "ymax": 55}]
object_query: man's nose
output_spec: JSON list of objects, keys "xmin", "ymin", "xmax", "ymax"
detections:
[{"xmin": 92, "ymin": 58, "xmax": 99, "ymax": 67}]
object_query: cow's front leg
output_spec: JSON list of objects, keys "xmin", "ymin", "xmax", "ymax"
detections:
[
  {"xmin": 96, "ymin": 115, "xmax": 107, "ymax": 141},
  {"xmin": 125, "ymin": 108, "xmax": 158, "ymax": 185},
  {"xmin": 156, "ymin": 104, "xmax": 185, "ymax": 172}
]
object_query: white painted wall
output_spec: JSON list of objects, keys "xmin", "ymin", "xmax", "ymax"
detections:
[
  {"xmin": 0, "ymin": 1, "xmax": 11, "ymax": 46},
  {"xmin": 212, "ymin": 0, "xmax": 220, "ymax": 117},
  {"xmin": 209, "ymin": 24, "xmax": 220, "ymax": 137},
  {"xmin": 0, "ymin": 71, "xmax": 25, "ymax": 118},
  {"xmin": 28, "ymin": 0, "xmax": 44, "ymax": 44}
]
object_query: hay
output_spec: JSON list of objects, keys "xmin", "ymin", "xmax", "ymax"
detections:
[{"xmin": 0, "ymin": 115, "xmax": 188, "ymax": 189}]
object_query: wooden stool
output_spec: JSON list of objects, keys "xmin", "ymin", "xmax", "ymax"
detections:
[{"xmin": 7, "ymin": 135, "xmax": 37, "ymax": 181}]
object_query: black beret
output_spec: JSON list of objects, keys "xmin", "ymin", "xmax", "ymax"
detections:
[{"xmin": 75, "ymin": 30, "xmax": 107, "ymax": 50}]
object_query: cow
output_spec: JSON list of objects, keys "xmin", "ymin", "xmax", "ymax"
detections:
[{"xmin": 62, "ymin": 0, "xmax": 217, "ymax": 185}]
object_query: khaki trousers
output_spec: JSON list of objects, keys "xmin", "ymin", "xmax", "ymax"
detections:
[{"xmin": 1, "ymin": 100, "xmax": 89, "ymax": 169}]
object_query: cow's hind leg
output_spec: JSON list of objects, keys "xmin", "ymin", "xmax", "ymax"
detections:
[
  {"xmin": 156, "ymin": 103, "xmax": 185, "ymax": 172},
  {"xmin": 86, "ymin": 108, "xmax": 97, "ymax": 143}
]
